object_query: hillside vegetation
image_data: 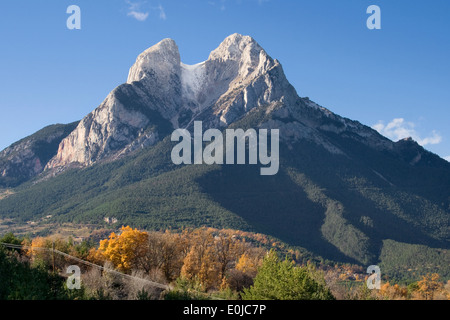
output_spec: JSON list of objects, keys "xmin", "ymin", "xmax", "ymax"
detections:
[
  {"xmin": 0, "ymin": 127, "xmax": 449, "ymax": 276},
  {"xmin": 1, "ymin": 229, "xmax": 449, "ymax": 300}
]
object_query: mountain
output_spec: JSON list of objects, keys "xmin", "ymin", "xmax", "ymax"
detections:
[
  {"xmin": 0, "ymin": 34, "xmax": 449, "ymax": 275},
  {"xmin": 45, "ymin": 34, "xmax": 296, "ymax": 169},
  {"xmin": 0, "ymin": 122, "xmax": 79, "ymax": 187}
]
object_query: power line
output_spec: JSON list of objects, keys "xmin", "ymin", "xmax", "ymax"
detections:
[
  {"xmin": 0, "ymin": 242, "xmax": 225, "ymax": 300},
  {"xmin": 0, "ymin": 242, "xmax": 170, "ymax": 290}
]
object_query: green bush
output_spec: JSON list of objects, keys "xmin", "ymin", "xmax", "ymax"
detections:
[
  {"xmin": 241, "ymin": 250, "xmax": 335, "ymax": 300},
  {"xmin": 0, "ymin": 246, "xmax": 69, "ymax": 300}
]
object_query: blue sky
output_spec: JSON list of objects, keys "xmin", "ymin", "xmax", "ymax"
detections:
[{"xmin": 0, "ymin": 0, "xmax": 449, "ymax": 160}]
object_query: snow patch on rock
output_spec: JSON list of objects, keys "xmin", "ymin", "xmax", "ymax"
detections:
[{"xmin": 180, "ymin": 61, "xmax": 206, "ymax": 101}]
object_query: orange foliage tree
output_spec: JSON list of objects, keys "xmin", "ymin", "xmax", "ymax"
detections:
[
  {"xmin": 87, "ymin": 226, "xmax": 269, "ymax": 291},
  {"xmin": 417, "ymin": 273, "xmax": 443, "ymax": 300},
  {"xmin": 378, "ymin": 282, "xmax": 408, "ymax": 300},
  {"xmin": 181, "ymin": 228, "xmax": 219, "ymax": 289},
  {"xmin": 95, "ymin": 226, "xmax": 149, "ymax": 273},
  {"xmin": 23, "ymin": 236, "xmax": 72, "ymax": 270},
  {"xmin": 235, "ymin": 253, "xmax": 260, "ymax": 276},
  {"xmin": 180, "ymin": 228, "xmax": 248, "ymax": 290}
]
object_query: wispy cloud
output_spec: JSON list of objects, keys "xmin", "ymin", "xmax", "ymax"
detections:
[
  {"xmin": 126, "ymin": 1, "xmax": 166, "ymax": 21},
  {"xmin": 126, "ymin": 1, "xmax": 149, "ymax": 21},
  {"xmin": 209, "ymin": 0, "xmax": 268, "ymax": 11},
  {"xmin": 372, "ymin": 118, "xmax": 442, "ymax": 146},
  {"xmin": 128, "ymin": 10, "xmax": 149, "ymax": 21},
  {"xmin": 158, "ymin": 4, "xmax": 166, "ymax": 20}
]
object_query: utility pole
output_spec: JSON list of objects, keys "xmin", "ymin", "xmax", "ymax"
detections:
[{"xmin": 52, "ymin": 241, "xmax": 55, "ymax": 273}]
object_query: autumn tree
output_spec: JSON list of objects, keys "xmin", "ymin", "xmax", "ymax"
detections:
[
  {"xmin": 417, "ymin": 273, "xmax": 443, "ymax": 300},
  {"xmin": 96, "ymin": 226, "xmax": 149, "ymax": 273},
  {"xmin": 91, "ymin": 226, "xmax": 187, "ymax": 281},
  {"xmin": 161, "ymin": 232, "xmax": 189, "ymax": 281},
  {"xmin": 227, "ymin": 250, "xmax": 264, "ymax": 292},
  {"xmin": 214, "ymin": 232, "xmax": 246, "ymax": 281},
  {"xmin": 181, "ymin": 228, "xmax": 219, "ymax": 289},
  {"xmin": 180, "ymin": 228, "xmax": 247, "ymax": 290},
  {"xmin": 235, "ymin": 253, "xmax": 260, "ymax": 275},
  {"xmin": 145, "ymin": 231, "xmax": 187, "ymax": 281},
  {"xmin": 24, "ymin": 236, "xmax": 72, "ymax": 270},
  {"xmin": 378, "ymin": 282, "xmax": 408, "ymax": 300}
]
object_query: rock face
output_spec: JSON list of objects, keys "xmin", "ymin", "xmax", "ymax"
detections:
[
  {"xmin": 0, "ymin": 122, "xmax": 78, "ymax": 187},
  {"xmin": 45, "ymin": 40, "xmax": 182, "ymax": 169},
  {"xmin": 45, "ymin": 89, "xmax": 165, "ymax": 168},
  {"xmin": 42, "ymin": 33, "xmax": 438, "ymax": 170},
  {"xmin": 47, "ymin": 33, "xmax": 297, "ymax": 168},
  {"xmin": 191, "ymin": 34, "xmax": 298, "ymax": 129}
]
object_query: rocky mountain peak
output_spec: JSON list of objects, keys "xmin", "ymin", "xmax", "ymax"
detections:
[
  {"xmin": 207, "ymin": 33, "xmax": 275, "ymax": 81},
  {"xmin": 43, "ymin": 34, "xmax": 390, "ymax": 171},
  {"xmin": 43, "ymin": 34, "xmax": 295, "ymax": 169},
  {"xmin": 127, "ymin": 38, "xmax": 181, "ymax": 85},
  {"xmin": 209, "ymin": 34, "xmax": 260, "ymax": 60},
  {"xmin": 399, "ymin": 137, "xmax": 414, "ymax": 143}
]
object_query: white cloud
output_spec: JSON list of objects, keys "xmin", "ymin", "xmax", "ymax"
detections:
[
  {"xmin": 158, "ymin": 5, "xmax": 166, "ymax": 20},
  {"xmin": 126, "ymin": 1, "xmax": 166, "ymax": 21},
  {"xmin": 444, "ymin": 156, "xmax": 450, "ymax": 162},
  {"xmin": 128, "ymin": 10, "xmax": 149, "ymax": 21},
  {"xmin": 372, "ymin": 118, "xmax": 442, "ymax": 146},
  {"xmin": 126, "ymin": 1, "xmax": 149, "ymax": 21},
  {"xmin": 418, "ymin": 132, "xmax": 442, "ymax": 146}
]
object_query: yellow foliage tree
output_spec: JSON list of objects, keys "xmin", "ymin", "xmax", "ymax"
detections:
[
  {"xmin": 379, "ymin": 282, "xmax": 408, "ymax": 300},
  {"xmin": 235, "ymin": 253, "xmax": 259, "ymax": 275},
  {"xmin": 87, "ymin": 246, "xmax": 106, "ymax": 265},
  {"xmin": 181, "ymin": 228, "xmax": 218, "ymax": 289},
  {"xmin": 23, "ymin": 235, "xmax": 72, "ymax": 270},
  {"xmin": 97, "ymin": 226, "xmax": 149, "ymax": 273},
  {"xmin": 417, "ymin": 273, "xmax": 443, "ymax": 300},
  {"xmin": 180, "ymin": 228, "xmax": 245, "ymax": 290}
]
